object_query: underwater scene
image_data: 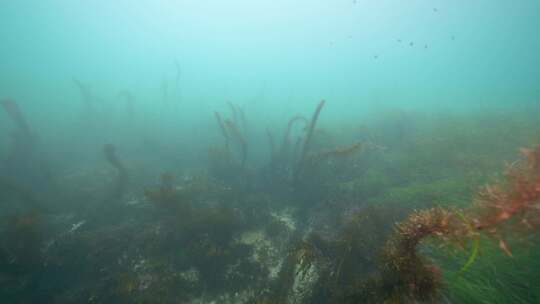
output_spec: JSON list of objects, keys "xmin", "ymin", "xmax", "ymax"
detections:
[{"xmin": 1, "ymin": 1, "xmax": 540, "ymax": 303}]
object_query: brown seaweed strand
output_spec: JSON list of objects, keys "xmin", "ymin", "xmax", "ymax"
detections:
[
  {"xmin": 72, "ymin": 78, "xmax": 94, "ymax": 111},
  {"xmin": 1, "ymin": 98, "xmax": 31, "ymax": 135},
  {"xmin": 0, "ymin": 177, "xmax": 46, "ymax": 212},
  {"xmin": 318, "ymin": 142, "xmax": 363, "ymax": 159},
  {"xmin": 238, "ymin": 106, "xmax": 247, "ymax": 134},
  {"xmin": 267, "ymin": 128, "xmax": 276, "ymax": 161},
  {"xmin": 294, "ymin": 100, "xmax": 326, "ymax": 182},
  {"xmin": 214, "ymin": 111, "xmax": 230, "ymax": 149},
  {"xmin": 227, "ymin": 101, "xmax": 239, "ymax": 126},
  {"xmin": 224, "ymin": 119, "xmax": 247, "ymax": 167},
  {"xmin": 381, "ymin": 207, "xmax": 454, "ymax": 301},
  {"xmin": 103, "ymin": 144, "xmax": 128, "ymax": 200},
  {"xmin": 280, "ymin": 115, "xmax": 308, "ymax": 161}
]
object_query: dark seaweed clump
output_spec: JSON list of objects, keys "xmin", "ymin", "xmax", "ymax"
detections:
[{"xmin": 1, "ymin": 95, "xmax": 540, "ymax": 304}]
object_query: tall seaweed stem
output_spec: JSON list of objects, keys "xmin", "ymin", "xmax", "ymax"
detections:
[
  {"xmin": 103, "ymin": 144, "xmax": 128, "ymax": 200},
  {"xmin": 293, "ymin": 99, "xmax": 326, "ymax": 182}
]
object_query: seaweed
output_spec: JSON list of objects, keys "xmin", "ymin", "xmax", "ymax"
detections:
[
  {"xmin": 3, "ymin": 87, "xmax": 540, "ymax": 303},
  {"xmin": 227, "ymin": 101, "xmax": 239, "ymax": 126},
  {"xmin": 103, "ymin": 143, "xmax": 128, "ymax": 201},
  {"xmin": 214, "ymin": 111, "xmax": 230, "ymax": 149},
  {"xmin": 144, "ymin": 173, "xmax": 181, "ymax": 209},
  {"xmin": 0, "ymin": 177, "xmax": 46, "ymax": 212},
  {"xmin": 293, "ymin": 100, "xmax": 326, "ymax": 182},
  {"xmin": 302, "ymin": 141, "xmax": 365, "ymax": 178},
  {"xmin": 1, "ymin": 98, "xmax": 52, "ymax": 192},
  {"xmin": 238, "ymin": 106, "xmax": 248, "ymax": 137},
  {"xmin": 213, "ymin": 105, "xmax": 249, "ymax": 170},
  {"xmin": 379, "ymin": 207, "xmax": 453, "ymax": 302},
  {"xmin": 146, "ymin": 178, "xmax": 252, "ymax": 292},
  {"xmin": 72, "ymin": 78, "xmax": 96, "ymax": 117},
  {"xmin": 224, "ymin": 118, "xmax": 248, "ymax": 167},
  {"xmin": 145, "ymin": 172, "xmax": 233, "ymax": 213},
  {"xmin": 1, "ymin": 98, "xmax": 35, "ymax": 156},
  {"xmin": 161, "ymin": 77, "xmax": 168, "ymax": 106},
  {"xmin": 266, "ymin": 128, "xmax": 276, "ymax": 162},
  {"xmin": 1, "ymin": 212, "xmax": 45, "ymax": 273},
  {"xmin": 472, "ymin": 145, "xmax": 540, "ymax": 233},
  {"xmin": 270, "ymin": 240, "xmax": 322, "ymax": 303},
  {"xmin": 1, "ymin": 98, "xmax": 31, "ymax": 135},
  {"xmin": 278, "ymin": 115, "xmax": 308, "ymax": 164},
  {"xmin": 369, "ymin": 144, "xmax": 540, "ymax": 302}
]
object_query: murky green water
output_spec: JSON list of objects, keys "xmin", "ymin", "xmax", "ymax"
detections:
[{"xmin": 1, "ymin": 1, "xmax": 539, "ymax": 303}]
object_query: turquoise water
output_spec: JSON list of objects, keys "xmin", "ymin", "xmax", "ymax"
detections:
[
  {"xmin": 1, "ymin": 1, "xmax": 540, "ymax": 303},
  {"xmin": 2, "ymin": 1, "xmax": 539, "ymax": 113}
]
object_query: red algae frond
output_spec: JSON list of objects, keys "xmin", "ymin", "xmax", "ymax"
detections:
[
  {"xmin": 380, "ymin": 145, "xmax": 540, "ymax": 301},
  {"xmin": 473, "ymin": 145, "xmax": 540, "ymax": 232},
  {"xmin": 392, "ymin": 144, "xmax": 540, "ymax": 258}
]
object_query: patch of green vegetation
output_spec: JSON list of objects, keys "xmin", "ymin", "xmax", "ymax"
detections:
[
  {"xmin": 373, "ymin": 177, "xmax": 475, "ymax": 208},
  {"xmin": 434, "ymin": 237, "xmax": 540, "ymax": 304},
  {"xmin": 333, "ymin": 168, "xmax": 391, "ymax": 200}
]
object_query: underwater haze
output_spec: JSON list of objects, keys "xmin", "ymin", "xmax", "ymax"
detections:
[{"xmin": 1, "ymin": 1, "xmax": 540, "ymax": 303}]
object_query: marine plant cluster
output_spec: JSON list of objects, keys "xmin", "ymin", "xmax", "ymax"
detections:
[{"xmin": 1, "ymin": 94, "xmax": 540, "ymax": 303}]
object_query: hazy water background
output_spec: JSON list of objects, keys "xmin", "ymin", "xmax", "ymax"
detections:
[
  {"xmin": 2, "ymin": 0, "xmax": 539, "ymax": 119},
  {"xmin": 1, "ymin": 0, "xmax": 539, "ymax": 185},
  {"xmin": 1, "ymin": 2, "xmax": 540, "ymax": 303}
]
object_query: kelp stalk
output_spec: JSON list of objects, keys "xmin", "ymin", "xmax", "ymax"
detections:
[
  {"xmin": 72, "ymin": 78, "xmax": 95, "ymax": 112},
  {"xmin": 103, "ymin": 144, "xmax": 128, "ymax": 200},
  {"xmin": 279, "ymin": 115, "xmax": 308, "ymax": 162},
  {"xmin": 224, "ymin": 119, "xmax": 247, "ymax": 167},
  {"xmin": 267, "ymin": 128, "xmax": 276, "ymax": 161},
  {"xmin": 214, "ymin": 111, "xmax": 230, "ymax": 149},
  {"xmin": 1, "ymin": 98, "xmax": 31, "ymax": 135},
  {"xmin": 227, "ymin": 101, "xmax": 239, "ymax": 126},
  {"xmin": 294, "ymin": 100, "xmax": 326, "ymax": 181}
]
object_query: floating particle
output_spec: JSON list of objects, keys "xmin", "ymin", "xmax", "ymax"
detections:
[
  {"xmin": 374, "ymin": 55, "xmax": 379, "ymax": 59},
  {"xmin": 409, "ymin": 42, "xmax": 414, "ymax": 47},
  {"xmin": 397, "ymin": 39, "xmax": 402, "ymax": 43},
  {"xmin": 433, "ymin": 8, "xmax": 438, "ymax": 12},
  {"xmin": 424, "ymin": 44, "xmax": 428, "ymax": 49},
  {"xmin": 451, "ymin": 35, "xmax": 455, "ymax": 40}
]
